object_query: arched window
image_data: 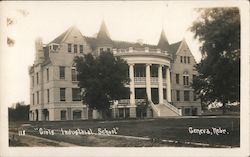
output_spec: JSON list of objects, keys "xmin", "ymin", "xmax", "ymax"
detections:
[
  {"xmin": 183, "ymin": 71, "xmax": 189, "ymax": 86},
  {"xmin": 71, "ymin": 63, "xmax": 78, "ymax": 81}
]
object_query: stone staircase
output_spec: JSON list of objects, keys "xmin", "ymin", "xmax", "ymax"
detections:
[{"xmin": 149, "ymin": 100, "xmax": 181, "ymax": 117}]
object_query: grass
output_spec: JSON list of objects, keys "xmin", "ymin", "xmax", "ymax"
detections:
[{"xmin": 9, "ymin": 117, "xmax": 240, "ymax": 147}]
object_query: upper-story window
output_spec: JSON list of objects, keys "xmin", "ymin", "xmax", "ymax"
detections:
[
  {"xmin": 107, "ymin": 48, "xmax": 111, "ymax": 53},
  {"xmin": 180, "ymin": 56, "xmax": 183, "ymax": 63},
  {"xmin": 150, "ymin": 64, "xmax": 158, "ymax": 77},
  {"xmin": 49, "ymin": 44, "xmax": 59, "ymax": 51},
  {"xmin": 176, "ymin": 74, "xmax": 179, "ymax": 84},
  {"xmin": 184, "ymin": 91, "xmax": 190, "ymax": 101},
  {"xmin": 193, "ymin": 91, "xmax": 197, "ymax": 101},
  {"xmin": 32, "ymin": 93, "xmax": 35, "ymax": 105},
  {"xmin": 135, "ymin": 64, "xmax": 146, "ymax": 77},
  {"xmin": 79, "ymin": 45, "xmax": 83, "ymax": 53},
  {"xmin": 36, "ymin": 72, "xmax": 39, "ymax": 84},
  {"xmin": 47, "ymin": 89, "xmax": 50, "ymax": 103},
  {"xmin": 71, "ymin": 67, "xmax": 77, "ymax": 81},
  {"xmin": 193, "ymin": 75, "xmax": 196, "ymax": 82},
  {"xmin": 37, "ymin": 91, "xmax": 39, "ymax": 104},
  {"xmin": 183, "ymin": 75, "xmax": 189, "ymax": 86},
  {"xmin": 184, "ymin": 56, "xmax": 187, "ymax": 64},
  {"xmin": 188, "ymin": 56, "xmax": 190, "ymax": 64},
  {"xmin": 60, "ymin": 88, "xmax": 66, "ymax": 101},
  {"xmin": 162, "ymin": 66, "xmax": 166, "ymax": 78},
  {"xmin": 74, "ymin": 44, "xmax": 77, "ymax": 53},
  {"xmin": 59, "ymin": 66, "xmax": 65, "ymax": 79},
  {"xmin": 72, "ymin": 88, "xmax": 81, "ymax": 101},
  {"xmin": 176, "ymin": 90, "xmax": 180, "ymax": 101},
  {"xmin": 32, "ymin": 76, "xmax": 34, "ymax": 87},
  {"xmin": 68, "ymin": 43, "xmax": 72, "ymax": 52},
  {"xmin": 46, "ymin": 68, "xmax": 49, "ymax": 81},
  {"xmin": 100, "ymin": 48, "xmax": 104, "ymax": 53}
]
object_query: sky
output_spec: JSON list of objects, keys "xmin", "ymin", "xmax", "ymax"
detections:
[{"xmin": 1, "ymin": 1, "xmax": 203, "ymax": 107}]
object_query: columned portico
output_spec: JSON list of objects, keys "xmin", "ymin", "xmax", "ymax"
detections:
[
  {"xmin": 129, "ymin": 64, "xmax": 135, "ymax": 105},
  {"xmin": 146, "ymin": 64, "xmax": 151, "ymax": 100},
  {"xmin": 166, "ymin": 67, "xmax": 171, "ymax": 102},
  {"xmin": 158, "ymin": 65, "xmax": 163, "ymax": 104}
]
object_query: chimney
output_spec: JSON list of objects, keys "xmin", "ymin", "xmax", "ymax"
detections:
[{"xmin": 35, "ymin": 37, "xmax": 45, "ymax": 64}]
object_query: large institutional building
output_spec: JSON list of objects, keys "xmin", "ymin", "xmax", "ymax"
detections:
[{"xmin": 29, "ymin": 21, "xmax": 201, "ymax": 121}]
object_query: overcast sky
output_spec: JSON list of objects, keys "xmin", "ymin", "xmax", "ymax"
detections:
[{"xmin": 1, "ymin": 1, "xmax": 204, "ymax": 107}]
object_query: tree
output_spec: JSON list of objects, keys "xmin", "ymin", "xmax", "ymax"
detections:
[
  {"xmin": 190, "ymin": 8, "xmax": 240, "ymax": 114},
  {"xmin": 8, "ymin": 102, "xmax": 30, "ymax": 121},
  {"xmin": 74, "ymin": 51, "xmax": 130, "ymax": 118}
]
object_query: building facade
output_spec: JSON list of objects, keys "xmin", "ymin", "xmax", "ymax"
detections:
[{"xmin": 29, "ymin": 21, "xmax": 201, "ymax": 121}]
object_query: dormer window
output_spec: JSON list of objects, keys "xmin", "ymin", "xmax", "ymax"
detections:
[{"xmin": 49, "ymin": 43, "xmax": 59, "ymax": 51}]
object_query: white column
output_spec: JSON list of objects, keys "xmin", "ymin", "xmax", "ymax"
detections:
[
  {"xmin": 146, "ymin": 64, "xmax": 151, "ymax": 100},
  {"xmin": 158, "ymin": 65, "xmax": 163, "ymax": 104},
  {"xmin": 166, "ymin": 67, "xmax": 172, "ymax": 102},
  {"xmin": 129, "ymin": 64, "xmax": 135, "ymax": 105}
]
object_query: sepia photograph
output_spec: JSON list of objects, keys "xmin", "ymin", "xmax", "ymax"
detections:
[{"xmin": 0, "ymin": 1, "xmax": 249, "ymax": 157}]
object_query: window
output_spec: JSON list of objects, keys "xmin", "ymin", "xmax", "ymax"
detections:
[
  {"xmin": 61, "ymin": 110, "xmax": 66, "ymax": 120},
  {"xmin": 176, "ymin": 90, "xmax": 180, "ymax": 101},
  {"xmin": 188, "ymin": 57, "xmax": 190, "ymax": 63},
  {"xmin": 107, "ymin": 48, "xmax": 111, "ymax": 52},
  {"xmin": 100, "ymin": 48, "xmax": 104, "ymax": 53},
  {"xmin": 176, "ymin": 74, "xmax": 179, "ymax": 84},
  {"xmin": 135, "ymin": 64, "xmax": 146, "ymax": 77},
  {"xmin": 52, "ymin": 45, "xmax": 58, "ymax": 50},
  {"xmin": 150, "ymin": 64, "xmax": 158, "ymax": 77},
  {"xmin": 32, "ymin": 94, "xmax": 35, "ymax": 105},
  {"xmin": 193, "ymin": 91, "xmax": 197, "ymax": 101},
  {"xmin": 60, "ymin": 88, "xmax": 66, "ymax": 101},
  {"xmin": 74, "ymin": 44, "xmax": 77, "ymax": 53},
  {"xmin": 46, "ymin": 68, "xmax": 49, "ymax": 81},
  {"xmin": 73, "ymin": 111, "xmax": 82, "ymax": 120},
  {"xmin": 183, "ymin": 75, "xmax": 189, "ymax": 86},
  {"xmin": 32, "ymin": 76, "xmax": 34, "ymax": 87},
  {"xmin": 118, "ymin": 108, "xmax": 124, "ymax": 118},
  {"xmin": 72, "ymin": 88, "xmax": 81, "ymax": 101},
  {"xmin": 59, "ymin": 66, "xmax": 65, "ymax": 79},
  {"xmin": 68, "ymin": 43, "xmax": 72, "ymax": 52},
  {"xmin": 180, "ymin": 56, "xmax": 183, "ymax": 63},
  {"xmin": 36, "ymin": 72, "xmax": 39, "ymax": 84},
  {"xmin": 193, "ymin": 75, "xmax": 196, "ymax": 82},
  {"xmin": 71, "ymin": 67, "xmax": 77, "ymax": 81},
  {"xmin": 37, "ymin": 91, "xmax": 39, "ymax": 104},
  {"xmin": 79, "ymin": 45, "xmax": 83, "ymax": 53},
  {"xmin": 47, "ymin": 89, "xmax": 50, "ymax": 103},
  {"xmin": 185, "ymin": 108, "xmax": 190, "ymax": 115},
  {"xmin": 163, "ymin": 88, "xmax": 167, "ymax": 100},
  {"xmin": 184, "ymin": 56, "xmax": 186, "ymax": 63},
  {"xmin": 162, "ymin": 66, "xmax": 166, "ymax": 78},
  {"xmin": 184, "ymin": 91, "xmax": 190, "ymax": 101},
  {"xmin": 125, "ymin": 108, "xmax": 130, "ymax": 118}
]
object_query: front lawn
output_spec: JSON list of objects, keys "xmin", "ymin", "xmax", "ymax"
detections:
[{"xmin": 9, "ymin": 117, "xmax": 240, "ymax": 147}]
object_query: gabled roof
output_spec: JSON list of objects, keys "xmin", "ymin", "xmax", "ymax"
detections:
[
  {"xmin": 157, "ymin": 30, "xmax": 171, "ymax": 52},
  {"xmin": 47, "ymin": 22, "xmax": 183, "ymax": 55},
  {"xmin": 170, "ymin": 41, "xmax": 182, "ymax": 55},
  {"xmin": 96, "ymin": 20, "xmax": 112, "ymax": 45},
  {"xmin": 49, "ymin": 25, "xmax": 80, "ymax": 44}
]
